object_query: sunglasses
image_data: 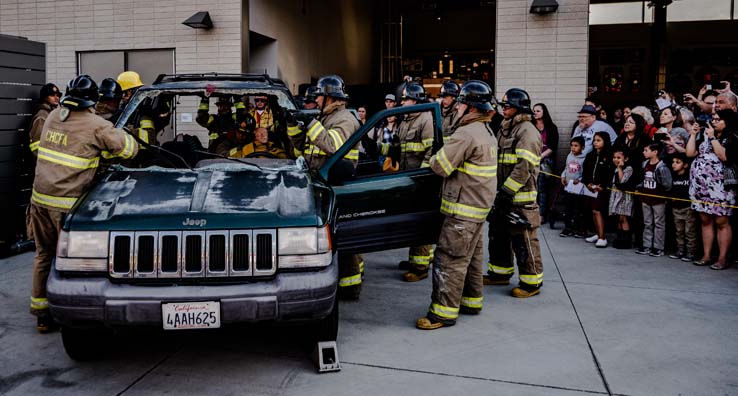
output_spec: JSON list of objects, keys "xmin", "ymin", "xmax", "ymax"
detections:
[{"xmin": 254, "ymin": 98, "xmax": 267, "ymax": 103}]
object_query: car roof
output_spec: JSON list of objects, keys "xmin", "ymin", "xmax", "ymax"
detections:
[{"xmin": 148, "ymin": 73, "xmax": 288, "ymax": 89}]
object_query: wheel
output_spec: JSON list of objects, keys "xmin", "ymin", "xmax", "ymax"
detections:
[
  {"xmin": 310, "ymin": 298, "xmax": 338, "ymax": 343},
  {"xmin": 61, "ymin": 327, "xmax": 106, "ymax": 361}
]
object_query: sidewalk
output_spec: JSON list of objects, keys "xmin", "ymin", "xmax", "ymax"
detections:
[{"xmin": 0, "ymin": 226, "xmax": 736, "ymax": 396}]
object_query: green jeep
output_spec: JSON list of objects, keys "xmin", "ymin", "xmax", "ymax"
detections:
[{"xmin": 47, "ymin": 74, "xmax": 444, "ymax": 360}]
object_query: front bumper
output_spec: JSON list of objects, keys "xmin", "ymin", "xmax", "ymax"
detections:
[{"xmin": 47, "ymin": 255, "xmax": 337, "ymax": 328}]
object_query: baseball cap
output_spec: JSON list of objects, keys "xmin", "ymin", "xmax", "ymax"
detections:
[
  {"xmin": 384, "ymin": 94, "xmax": 396, "ymax": 101},
  {"xmin": 578, "ymin": 105, "xmax": 598, "ymax": 115}
]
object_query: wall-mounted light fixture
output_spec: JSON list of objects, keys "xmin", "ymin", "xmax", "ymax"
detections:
[
  {"xmin": 530, "ymin": 0, "xmax": 559, "ymax": 15},
  {"xmin": 183, "ymin": 12, "xmax": 213, "ymax": 29}
]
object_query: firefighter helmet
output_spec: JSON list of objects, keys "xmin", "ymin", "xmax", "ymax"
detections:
[
  {"xmin": 237, "ymin": 112, "xmax": 256, "ymax": 133},
  {"xmin": 215, "ymin": 96, "xmax": 234, "ymax": 106},
  {"xmin": 314, "ymin": 75, "xmax": 349, "ymax": 100},
  {"xmin": 440, "ymin": 80, "xmax": 460, "ymax": 98},
  {"xmin": 40, "ymin": 83, "xmax": 61, "ymax": 99},
  {"xmin": 499, "ymin": 88, "xmax": 532, "ymax": 114},
  {"xmin": 457, "ymin": 80, "xmax": 495, "ymax": 112},
  {"xmin": 304, "ymin": 86, "xmax": 319, "ymax": 103},
  {"xmin": 99, "ymin": 78, "xmax": 123, "ymax": 101},
  {"xmin": 61, "ymin": 75, "xmax": 98, "ymax": 109},
  {"xmin": 117, "ymin": 71, "xmax": 144, "ymax": 92},
  {"xmin": 401, "ymin": 83, "xmax": 426, "ymax": 102}
]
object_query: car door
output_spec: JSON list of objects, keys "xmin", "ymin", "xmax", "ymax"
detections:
[{"xmin": 318, "ymin": 103, "xmax": 445, "ymax": 254}]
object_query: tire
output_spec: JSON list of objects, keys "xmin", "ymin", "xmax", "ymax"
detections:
[
  {"xmin": 61, "ymin": 327, "xmax": 106, "ymax": 361},
  {"xmin": 310, "ymin": 298, "xmax": 339, "ymax": 343}
]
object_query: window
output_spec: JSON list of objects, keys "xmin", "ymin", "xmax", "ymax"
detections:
[
  {"xmin": 77, "ymin": 49, "xmax": 175, "ymax": 85},
  {"xmin": 666, "ymin": 0, "xmax": 732, "ymax": 22},
  {"xmin": 590, "ymin": 0, "xmax": 735, "ymax": 25},
  {"xmin": 590, "ymin": 2, "xmax": 647, "ymax": 25}
]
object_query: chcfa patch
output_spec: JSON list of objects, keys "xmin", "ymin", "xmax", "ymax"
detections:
[{"xmin": 60, "ymin": 107, "xmax": 70, "ymax": 122}]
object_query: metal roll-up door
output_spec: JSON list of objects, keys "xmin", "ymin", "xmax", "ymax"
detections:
[{"xmin": 0, "ymin": 34, "xmax": 45, "ymax": 255}]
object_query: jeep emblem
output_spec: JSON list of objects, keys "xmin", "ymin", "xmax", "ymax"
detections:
[{"xmin": 183, "ymin": 218, "xmax": 207, "ymax": 227}]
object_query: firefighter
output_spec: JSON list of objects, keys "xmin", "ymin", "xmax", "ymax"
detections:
[
  {"xmin": 197, "ymin": 96, "xmax": 238, "ymax": 151},
  {"xmin": 239, "ymin": 127, "xmax": 288, "ymax": 159},
  {"xmin": 216, "ymin": 113, "xmax": 256, "ymax": 157},
  {"xmin": 303, "ymin": 86, "xmax": 318, "ymax": 110},
  {"xmin": 117, "ymin": 70, "xmax": 144, "ymax": 108},
  {"xmin": 250, "ymin": 95, "xmax": 274, "ymax": 132},
  {"xmin": 116, "ymin": 70, "xmax": 158, "ymax": 146},
  {"xmin": 484, "ymin": 88, "xmax": 544, "ymax": 298},
  {"xmin": 440, "ymin": 80, "xmax": 461, "ymax": 138},
  {"xmin": 29, "ymin": 75, "xmax": 138, "ymax": 332},
  {"xmin": 96, "ymin": 78, "xmax": 123, "ymax": 123},
  {"xmin": 417, "ymin": 80, "xmax": 498, "ymax": 330},
  {"xmin": 29, "ymin": 83, "xmax": 61, "ymax": 156},
  {"xmin": 287, "ymin": 75, "xmax": 363, "ymax": 299},
  {"xmin": 393, "ymin": 83, "xmax": 435, "ymax": 282}
]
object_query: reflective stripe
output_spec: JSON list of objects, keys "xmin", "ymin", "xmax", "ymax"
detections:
[
  {"xmin": 457, "ymin": 162, "xmax": 496, "ymax": 178},
  {"xmin": 520, "ymin": 273, "xmax": 543, "ymax": 286},
  {"xmin": 30, "ymin": 141, "xmax": 39, "ymax": 152},
  {"xmin": 443, "ymin": 136, "xmax": 450, "ymax": 143},
  {"xmin": 402, "ymin": 142, "xmax": 427, "ymax": 153},
  {"xmin": 379, "ymin": 142, "xmax": 390, "ymax": 156},
  {"xmin": 488, "ymin": 262, "xmax": 514, "ymax": 275},
  {"xmin": 304, "ymin": 145, "xmax": 327, "ymax": 156},
  {"xmin": 345, "ymin": 149, "xmax": 359, "ymax": 161},
  {"xmin": 409, "ymin": 254, "xmax": 432, "ymax": 266},
  {"xmin": 293, "ymin": 148, "xmax": 303, "ymax": 157},
  {"xmin": 139, "ymin": 119, "xmax": 154, "ymax": 129},
  {"xmin": 339, "ymin": 273, "xmax": 362, "ymax": 287},
  {"xmin": 229, "ymin": 147, "xmax": 239, "ymax": 156},
  {"xmin": 31, "ymin": 188, "xmax": 77, "ymax": 210},
  {"xmin": 421, "ymin": 161, "xmax": 430, "ymax": 168},
  {"xmin": 30, "ymin": 297, "xmax": 49, "ymax": 310},
  {"xmin": 209, "ymin": 133, "xmax": 219, "ymax": 140},
  {"xmin": 516, "ymin": 148, "xmax": 541, "ymax": 166},
  {"xmin": 513, "ymin": 191, "xmax": 537, "ymax": 203},
  {"xmin": 138, "ymin": 128, "xmax": 149, "ymax": 144},
  {"xmin": 499, "ymin": 153, "xmax": 518, "ymax": 164},
  {"xmin": 37, "ymin": 147, "xmax": 100, "ymax": 170},
  {"xmin": 198, "ymin": 102, "xmax": 210, "ymax": 111},
  {"xmin": 430, "ymin": 303, "xmax": 459, "ymax": 319},
  {"xmin": 307, "ymin": 121, "xmax": 326, "ymax": 141},
  {"xmin": 326, "ymin": 129, "xmax": 344, "ymax": 149},
  {"xmin": 440, "ymin": 198, "xmax": 490, "ymax": 220},
  {"xmin": 435, "ymin": 148, "xmax": 454, "ymax": 176},
  {"xmin": 460, "ymin": 296, "xmax": 483, "ymax": 309},
  {"xmin": 503, "ymin": 177, "xmax": 524, "ymax": 193},
  {"xmin": 287, "ymin": 125, "xmax": 302, "ymax": 137},
  {"xmin": 422, "ymin": 138, "xmax": 433, "ymax": 149},
  {"xmin": 116, "ymin": 134, "xmax": 136, "ymax": 159},
  {"xmin": 207, "ymin": 115, "xmax": 214, "ymax": 126},
  {"xmin": 235, "ymin": 102, "xmax": 246, "ymax": 110},
  {"xmin": 359, "ymin": 261, "xmax": 365, "ymax": 273}
]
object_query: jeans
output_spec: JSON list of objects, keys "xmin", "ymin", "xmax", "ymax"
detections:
[{"xmin": 642, "ymin": 203, "xmax": 666, "ymax": 250}]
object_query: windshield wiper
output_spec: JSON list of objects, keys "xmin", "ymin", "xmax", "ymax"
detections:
[{"xmin": 192, "ymin": 150, "xmax": 264, "ymax": 171}]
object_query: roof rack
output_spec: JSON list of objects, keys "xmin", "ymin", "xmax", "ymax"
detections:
[{"xmin": 152, "ymin": 73, "xmax": 285, "ymax": 86}]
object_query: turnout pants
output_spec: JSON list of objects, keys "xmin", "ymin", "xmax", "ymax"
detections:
[
  {"xmin": 338, "ymin": 253, "xmax": 363, "ymax": 295},
  {"xmin": 487, "ymin": 206, "xmax": 544, "ymax": 291},
  {"xmin": 428, "ymin": 217, "xmax": 485, "ymax": 324},
  {"xmin": 29, "ymin": 204, "xmax": 67, "ymax": 316},
  {"xmin": 408, "ymin": 244, "xmax": 434, "ymax": 271}
]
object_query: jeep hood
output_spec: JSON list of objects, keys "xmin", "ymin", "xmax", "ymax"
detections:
[{"xmin": 69, "ymin": 166, "xmax": 324, "ymax": 231}]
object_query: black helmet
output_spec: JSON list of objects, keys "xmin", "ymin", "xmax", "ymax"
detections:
[
  {"xmin": 499, "ymin": 88, "xmax": 532, "ymax": 114},
  {"xmin": 40, "ymin": 83, "xmax": 61, "ymax": 99},
  {"xmin": 304, "ymin": 86, "xmax": 319, "ymax": 103},
  {"xmin": 61, "ymin": 75, "xmax": 98, "ymax": 109},
  {"xmin": 314, "ymin": 75, "xmax": 349, "ymax": 100},
  {"xmin": 440, "ymin": 80, "xmax": 460, "ymax": 98},
  {"xmin": 401, "ymin": 82, "xmax": 426, "ymax": 102},
  {"xmin": 237, "ymin": 112, "xmax": 256, "ymax": 133},
  {"xmin": 457, "ymin": 80, "xmax": 495, "ymax": 112},
  {"xmin": 98, "ymin": 78, "xmax": 122, "ymax": 101}
]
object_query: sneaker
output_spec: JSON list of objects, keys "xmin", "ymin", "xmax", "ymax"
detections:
[
  {"xmin": 585, "ymin": 235, "xmax": 599, "ymax": 243},
  {"xmin": 668, "ymin": 250, "xmax": 684, "ymax": 260},
  {"xmin": 559, "ymin": 229, "xmax": 573, "ymax": 237},
  {"xmin": 635, "ymin": 247, "xmax": 651, "ymax": 255},
  {"xmin": 595, "ymin": 238, "xmax": 608, "ymax": 248},
  {"xmin": 649, "ymin": 249, "xmax": 664, "ymax": 257},
  {"xmin": 681, "ymin": 254, "xmax": 695, "ymax": 262},
  {"xmin": 573, "ymin": 231, "xmax": 585, "ymax": 239}
]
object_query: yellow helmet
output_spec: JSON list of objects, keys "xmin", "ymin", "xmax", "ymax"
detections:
[{"xmin": 117, "ymin": 71, "xmax": 144, "ymax": 92}]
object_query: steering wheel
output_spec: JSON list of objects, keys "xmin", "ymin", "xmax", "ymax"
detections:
[{"xmin": 244, "ymin": 151, "xmax": 278, "ymax": 159}]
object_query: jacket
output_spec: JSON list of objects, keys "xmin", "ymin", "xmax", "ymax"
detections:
[
  {"xmin": 29, "ymin": 103, "xmax": 54, "ymax": 156},
  {"xmin": 32, "ymin": 107, "xmax": 139, "ymax": 212},
  {"xmin": 289, "ymin": 102, "xmax": 360, "ymax": 170},
  {"xmin": 396, "ymin": 110, "xmax": 434, "ymax": 170},
  {"xmin": 196, "ymin": 99, "xmax": 237, "ymax": 143},
  {"xmin": 561, "ymin": 151, "xmax": 586, "ymax": 182},
  {"xmin": 441, "ymin": 104, "xmax": 458, "ymax": 141},
  {"xmin": 581, "ymin": 149, "xmax": 612, "ymax": 188},
  {"xmin": 239, "ymin": 141, "xmax": 288, "ymax": 159},
  {"xmin": 497, "ymin": 113, "xmax": 542, "ymax": 206},
  {"xmin": 250, "ymin": 108, "xmax": 274, "ymax": 132},
  {"xmin": 430, "ymin": 113, "xmax": 498, "ymax": 223}
]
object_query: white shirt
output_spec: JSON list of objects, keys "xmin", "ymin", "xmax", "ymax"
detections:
[{"xmin": 573, "ymin": 120, "xmax": 617, "ymax": 154}]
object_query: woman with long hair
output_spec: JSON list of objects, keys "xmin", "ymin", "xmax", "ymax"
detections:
[
  {"xmin": 613, "ymin": 113, "xmax": 652, "ymax": 164},
  {"xmin": 582, "ymin": 131, "xmax": 613, "ymax": 247},
  {"xmin": 533, "ymin": 103, "xmax": 559, "ymax": 224}
]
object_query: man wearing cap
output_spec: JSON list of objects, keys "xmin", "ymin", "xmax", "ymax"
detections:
[
  {"xmin": 384, "ymin": 93, "xmax": 397, "ymax": 109},
  {"xmin": 250, "ymin": 95, "xmax": 274, "ymax": 132},
  {"xmin": 573, "ymin": 105, "xmax": 617, "ymax": 154},
  {"xmin": 29, "ymin": 75, "xmax": 138, "ymax": 333},
  {"xmin": 29, "ymin": 83, "xmax": 61, "ymax": 157},
  {"xmin": 197, "ymin": 95, "xmax": 238, "ymax": 151}
]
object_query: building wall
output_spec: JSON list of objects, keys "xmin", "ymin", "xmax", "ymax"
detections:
[
  {"xmin": 495, "ymin": 0, "xmax": 590, "ymax": 168},
  {"xmin": 0, "ymin": 0, "xmax": 244, "ymax": 89},
  {"xmin": 249, "ymin": 0, "xmax": 373, "ymax": 93}
]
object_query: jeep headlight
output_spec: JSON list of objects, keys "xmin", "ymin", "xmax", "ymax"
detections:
[
  {"xmin": 278, "ymin": 226, "xmax": 332, "ymax": 269},
  {"xmin": 56, "ymin": 231, "xmax": 109, "ymax": 272}
]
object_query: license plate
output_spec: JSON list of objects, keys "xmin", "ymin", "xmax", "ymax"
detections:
[{"xmin": 162, "ymin": 301, "xmax": 221, "ymax": 330}]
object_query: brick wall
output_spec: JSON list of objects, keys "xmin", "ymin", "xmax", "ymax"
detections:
[{"xmin": 495, "ymin": 0, "xmax": 590, "ymax": 168}]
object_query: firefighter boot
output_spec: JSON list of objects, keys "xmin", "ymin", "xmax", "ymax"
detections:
[
  {"xmin": 338, "ymin": 284, "xmax": 362, "ymax": 301},
  {"xmin": 36, "ymin": 312, "xmax": 59, "ymax": 333},
  {"xmin": 398, "ymin": 260, "xmax": 412, "ymax": 270},
  {"xmin": 416, "ymin": 315, "xmax": 453, "ymax": 330},
  {"xmin": 511, "ymin": 287, "xmax": 541, "ymax": 298},
  {"xmin": 402, "ymin": 268, "xmax": 428, "ymax": 282},
  {"xmin": 483, "ymin": 275, "xmax": 510, "ymax": 286}
]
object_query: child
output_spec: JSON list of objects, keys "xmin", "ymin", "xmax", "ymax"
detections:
[
  {"xmin": 609, "ymin": 149, "xmax": 636, "ymax": 249},
  {"xmin": 582, "ymin": 132, "xmax": 613, "ymax": 248},
  {"xmin": 559, "ymin": 136, "xmax": 587, "ymax": 237},
  {"xmin": 636, "ymin": 143, "xmax": 672, "ymax": 257},
  {"xmin": 668, "ymin": 153, "xmax": 697, "ymax": 261}
]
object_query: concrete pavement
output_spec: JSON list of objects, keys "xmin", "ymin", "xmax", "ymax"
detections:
[{"xmin": 1, "ymin": 226, "xmax": 736, "ymax": 396}]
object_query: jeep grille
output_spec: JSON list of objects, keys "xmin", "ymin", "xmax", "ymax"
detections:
[{"xmin": 109, "ymin": 230, "xmax": 276, "ymax": 279}]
